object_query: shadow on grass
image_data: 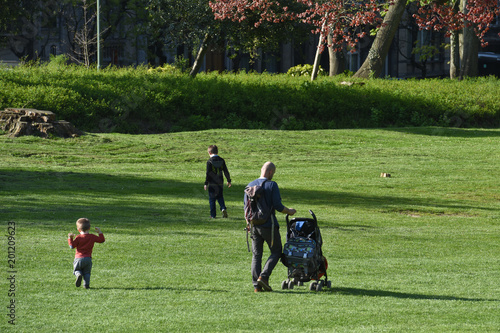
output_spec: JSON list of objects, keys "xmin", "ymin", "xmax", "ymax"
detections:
[
  {"xmin": 85, "ymin": 284, "xmax": 500, "ymax": 301},
  {"xmin": 0, "ymin": 168, "xmax": 493, "ymax": 226},
  {"xmin": 387, "ymin": 127, "xmax": 500, "ymax": 138},
  {"xmin": 0, "ymin": 169, "xmax": 208, "ymax": 225},
  {"xmin": 94, "ymin": 286, "xmax": 230, "ymax": 293},
  {"xmin": 279, "ymin": 188, "xmax": 495, "ymax": 219},
  {"xmin": 328, "ymin": 287, "xmax": 500, "ymax": 302},
  {"xmin": 277, "ymin": 287, "xmax": 499, "ymax": 302}
]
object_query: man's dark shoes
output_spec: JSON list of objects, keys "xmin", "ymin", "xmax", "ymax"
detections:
[
  {"xmin": 222, "ymin": 209, "xmax": 228, "ymax": 218},
  {"xmin": 75, "ymin": 274, "xmax": 82, "ymax": 287},
  {"xmin": 257, "ymin": 277, "xmax": 272, "ymax": 292}
]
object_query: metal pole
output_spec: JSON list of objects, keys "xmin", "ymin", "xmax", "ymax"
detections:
[{"xmin": 97, "ymin": 0, "xmax": 101, "ymax": 69}]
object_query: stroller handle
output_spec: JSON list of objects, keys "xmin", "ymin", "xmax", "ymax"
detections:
[
  {"xmin": 286, "ymin": 210, "xmax": 317, "ymax": 224},
  {"xmin": 309, "ymin": 210, "xmax": 317, "ymax": 222}
]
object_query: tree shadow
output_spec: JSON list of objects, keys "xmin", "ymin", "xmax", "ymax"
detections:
[
  {"xmin": 0, "ymin": 169, "xmax": 208, "ymax": 226},
  {"xmin": 386, "ymin": 127, "xmax": 500, "ymax": 138},
  {"xmin": 327, "ymin": 287, "xmax": 500, "ymax": 302},
  {"xmin": 94, "ymin": 286, "xmax": 230, "ymax": 293},
  {"xmin": 275, "ymin": 187, "xmax": 495, "ymax": 217},
  {"xmin": 1, "ymin": 168, "xmax": 493, "ymax": 227},
  {"xmin": 277, "ymin": 286, "xmax": 499, "ymax": 302}
]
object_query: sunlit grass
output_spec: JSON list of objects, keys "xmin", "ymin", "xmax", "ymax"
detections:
[{"xmin": 0, "ymin": 127, "xmax": 499, "ymax": 332}]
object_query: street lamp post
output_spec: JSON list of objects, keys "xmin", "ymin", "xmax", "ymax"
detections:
[{"xmin": 97, "ymin": 0, "xmax": 101, "ymax": 69}]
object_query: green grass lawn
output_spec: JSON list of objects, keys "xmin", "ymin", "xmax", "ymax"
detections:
[{"xmin": 1, "ymin": 127, "xmax": 499, "ymax": 332}]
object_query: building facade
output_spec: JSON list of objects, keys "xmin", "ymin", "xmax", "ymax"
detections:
[{"xmin": 1, "ymin": 6, "xmax": 499, "ymax": 78}]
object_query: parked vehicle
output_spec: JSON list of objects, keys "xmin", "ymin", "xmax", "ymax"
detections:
[{"xmin": 478, "ymin": 52, "xmax": 500, "ymax": 77}]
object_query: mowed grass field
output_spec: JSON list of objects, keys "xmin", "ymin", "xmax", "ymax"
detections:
[{"xmin": 0, "ymin": 127, "xmax": 499, "ymax": 332}]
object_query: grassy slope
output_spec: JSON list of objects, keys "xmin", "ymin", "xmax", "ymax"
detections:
[{"xmin": 0, "ymin": 127, "xmax": 499, "ymax": 332}]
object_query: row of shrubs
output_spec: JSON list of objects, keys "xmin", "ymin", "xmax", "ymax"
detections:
[{"xmin": 0, "ymin": 59, "xmax": 499, "ymax": 133}]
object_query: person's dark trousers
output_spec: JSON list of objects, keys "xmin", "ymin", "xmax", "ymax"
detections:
[
  {"xmin": 208, "ymin": 184, "xmax": 226, "ymax": 218},
  {"xmin": 251, "ymin": 225, "xmax": 282, "ymax": 287}
]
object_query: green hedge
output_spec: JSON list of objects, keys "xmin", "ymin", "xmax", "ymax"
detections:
[{"xmin": 1, "ymin": 61, "xmax": 498, "ymax": 133}]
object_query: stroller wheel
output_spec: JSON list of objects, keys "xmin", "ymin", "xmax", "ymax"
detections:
[
  {"xmin": 297, "ymin": 281, "xmax": 304, "ymax": 286},
  {"xmin": 326, "ymin": 280, "xmax": 332, "ymax": 288},
  {"xmin": 288, "ymin": 280, "xmax": 294, "ymax": 290},
  {"xmin": 316, "ymin": 280, "xmax": 324, "ymax": 292},
  {"xmin": 309, "ymin": 281, "xmax": 317, "ymax": 291},
  {"xmin": 281, "ymin": 280, "xmax": 288, "ymax": 290}
]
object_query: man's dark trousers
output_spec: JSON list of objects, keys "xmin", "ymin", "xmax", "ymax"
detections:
[{"xmin": 251, "ymin": 225, "xmax": 282, "ymax": 287}]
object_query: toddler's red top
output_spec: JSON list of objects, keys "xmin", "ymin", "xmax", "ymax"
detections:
[{"xmin": 68, "ymin": 233, "xmax": 105, "ymax": 258}]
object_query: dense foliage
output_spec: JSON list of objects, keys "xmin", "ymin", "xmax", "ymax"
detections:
[
  {"xmin": 0, "ymin": 61, "xmax": 499, "ymax": 133},
  {"xmin": 209, "ymin": 0, "xmax": 384, "ymax": 52},
  {"xmin": 415, "ymin": 0, "xmax": 500, "ymax": 47}
]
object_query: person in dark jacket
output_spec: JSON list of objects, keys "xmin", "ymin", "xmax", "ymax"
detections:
[
  {"xmin": 244, "ymin": 161, "xmax": 296, "ymax": 292},
  {"xmin": 204, "ymin": 145, "xmax": 232, "ymax": 218}
]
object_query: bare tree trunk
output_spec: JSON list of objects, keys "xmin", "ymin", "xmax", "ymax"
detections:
[
  {"xmin": 449, "ymin": 0, "xmax": 461, "ymax": 79},
  {"xmin": 353, "ymin": 0, "xmax": 406, "ymax": 78},
  {"xmin": 459, "ymin": 0, "xmax": 479, "ymax": 78},
  {"xmin": 311, "ymin": 20, "xmax": 327, "ymax": 81},
  {"xmin": 230, "ymin": 50, "xmax": 242, "ymax": 72},
  {"xmin": 328, "ymin": 33, "xmax": 345, "ymax": 76},
  {"xmin": 189, "ymin": 33, "xmax": 212, "ymax": 78},
  {"xmin": 459, "ymin": 30, "xmax": 479, "ymax": 78},
  {"xmin": 66, "ymin": 0, "xmax": 99, "ymax": 68},
  {"xmin": 450, "ymin": 31, "xmax": 460, "ymax": 79}
]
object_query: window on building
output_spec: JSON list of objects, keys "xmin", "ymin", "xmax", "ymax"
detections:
[
  {"xmin": 412, "ymin": 30, "xmax": 444, "ymax": 63},
  {"xmin": 346, "ymin": 43, "xmax": 361, "ymax": 72}
]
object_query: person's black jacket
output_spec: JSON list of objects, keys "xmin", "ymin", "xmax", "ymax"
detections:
[{"xmin": 205, "ymin": 156, "xmax": 231, "ymax": 186}]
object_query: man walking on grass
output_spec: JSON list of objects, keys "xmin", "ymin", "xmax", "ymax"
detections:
[{"xmin": 244, "ymin": 162, "xmax": 296, "ymax": 292}]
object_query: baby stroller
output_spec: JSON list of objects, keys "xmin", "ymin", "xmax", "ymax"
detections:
[{"xmin": 281, "ymin": 210, "xmax": 330, "ymax": 291}]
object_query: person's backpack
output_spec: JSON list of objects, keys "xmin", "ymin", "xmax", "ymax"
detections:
[{"xmin": 244, "ymin": 180, "xmax": 273, "ymax": 225}]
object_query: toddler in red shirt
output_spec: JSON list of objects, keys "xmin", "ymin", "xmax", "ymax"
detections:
[{"xmin": 68, "ymin": 218, "xmax": 105, "ymax": 289}]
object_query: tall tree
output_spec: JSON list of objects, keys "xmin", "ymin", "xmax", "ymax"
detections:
[
  {"xmin": 65, "ymin": 0, "xmax": 99, "ymax": 67},
  {"xmin": 148, "ymin": 0, "xmax": 224, "ymax": 77},
  {"xmin": 414, "ymin": 0, "xmax": 500, "ymax": 78},
  {"xmin": 190, "ymin": 32, "xmax": 212, "ymax": 77},
  {"xmin": 0, "ymin": 0, "xmax": 57, "ymax": 61},
  {"xmin": 459, "ymin": 0, "xmax": 479, "ymax": 77},
  {"xmin": 353, "ymin": 0, "xmax": 407, "ymax": 78},
  {"xmin": 0, "ymin": 0, "xmax": 21, "ymax": 33},
  {"xmin": 210, "ymin": 0, "xmax": 384, "ymax": 79},
  {"xmin": 1, "ymin": 0, "xmax": 147, "ymax": 65},
  {"xmin": 328, "ymin": 34, "xmax": 346, "ymax": 76},
  {"xmin": 209, "ymin": 0, "xmax": 313, "ymax": 72},
  {"xmin": 449, "ymin": 0, "xmax": 461, "ymax": 79},
  {"xmin": 299, "ymin": 0, "xmax": 384, "ymax": 80}
]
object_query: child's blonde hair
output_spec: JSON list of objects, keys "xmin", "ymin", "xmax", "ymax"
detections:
[{"xmin": 76, "ymin": 218, "xmax": 91, "ymax": 231}]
